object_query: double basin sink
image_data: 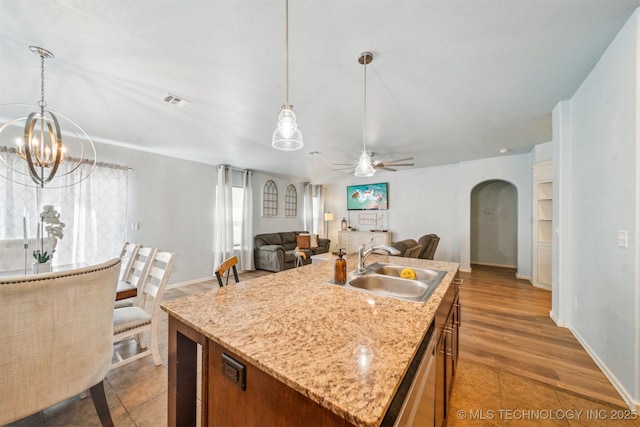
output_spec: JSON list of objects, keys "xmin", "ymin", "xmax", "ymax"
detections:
[{"xmin": 331, "ymin": 262, "xmax": 446, "ymax": 303}]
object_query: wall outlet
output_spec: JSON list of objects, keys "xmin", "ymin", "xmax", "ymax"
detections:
[
  {"xmin": 131, "ymin": 222, "xmax": 139, "ymax": 231},
  {"xmin": 617, "ymin": 230, "xmax": 628, "ymax": 248}
]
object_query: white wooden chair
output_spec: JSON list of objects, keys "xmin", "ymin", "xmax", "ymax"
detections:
[
  {"xmin": 118, "ymin": 241, "xmax": 141, "ymax": 281},
  {"xmin": 0, "ymin": 258, "xmax": 121, "ymax": 426},
  {"xmin": 115, "ymin": 246, "xmax": 156, "ymax": 309},
  {"xmin": 111, "ymin": 251, "xmax": 176, "ymax": 369}
]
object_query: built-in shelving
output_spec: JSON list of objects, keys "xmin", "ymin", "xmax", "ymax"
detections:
[{"xmin": 533, "ymin": 161, "xmax": 553, "ymax": 289}]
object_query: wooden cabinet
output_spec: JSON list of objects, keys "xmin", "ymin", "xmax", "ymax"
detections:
[
  {"xmin": 337, "ymin": 231, "xmax": 391, "ymax": 254},
  {"xmin": 533, "ymin": 161, "xmax": 553, "ymax": 290},
  {"xmin": 435, "ymin": 274, "xmax": 461, "ymax": 427}
]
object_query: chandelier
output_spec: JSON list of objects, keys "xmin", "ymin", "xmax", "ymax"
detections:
[
  {"xmin": 354, "ymin": 51, "xmax": 375, "ymax": 177},
  {"xmin": 0, "ymin": 46, "xmax": 96, "ymax": 188},
  {"xmin": 272, "ymin": 0, "xmax": 303, "ymax": 151}
]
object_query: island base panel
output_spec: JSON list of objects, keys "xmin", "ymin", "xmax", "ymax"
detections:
[{"xmin": 207, "ymin": 341, "xmax": 355, "ymax": 426}]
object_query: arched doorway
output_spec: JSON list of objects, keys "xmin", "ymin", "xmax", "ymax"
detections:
[{"xmin": 470, "ymin": 180, "xmax": 518, "ymax": 268}]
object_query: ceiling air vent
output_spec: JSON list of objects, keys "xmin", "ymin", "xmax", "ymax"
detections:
[{"xmin": 163, "ymin": 93, "xmax": 190, "ymax": 107}]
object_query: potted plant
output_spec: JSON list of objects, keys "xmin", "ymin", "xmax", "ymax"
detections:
[{"xmin": 32, "ymin": 205, "xmax": 65, "ymax": 274}]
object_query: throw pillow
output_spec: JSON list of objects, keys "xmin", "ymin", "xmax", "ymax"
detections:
[
  {"xmin": 309, "ymin": 234, "xmax": 318, "ymax": 248},
  {"xmin": 296, "ymin": 234, "xmax": 310, "ymax": 249}
]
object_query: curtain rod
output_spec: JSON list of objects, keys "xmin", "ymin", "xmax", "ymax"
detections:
[
  {"xmin": 0, "ymin": 145, "xmax": 131, "ymax": 171},
  {"xmin": 218, "ymin": 164, "xmax": 251, "ymax": 173}
]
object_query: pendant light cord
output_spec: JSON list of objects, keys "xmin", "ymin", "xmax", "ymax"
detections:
[
  {"xmin": 285, "ymin": 0, "xmax": 289, "ymax": 107},
  {"xmin": 363, "ymin": 53, "xmax": 368, "ymax": 152}
]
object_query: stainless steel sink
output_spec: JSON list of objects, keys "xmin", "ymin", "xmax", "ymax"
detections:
[{"xmin": 330, "ymin": 262, "xmax": 446, "ymax": 302}]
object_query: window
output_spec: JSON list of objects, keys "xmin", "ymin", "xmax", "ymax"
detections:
[
  {"xmin": 312, "ymin": 195, "xmax": 319, "ymax": 235},
  {"xmin": 0, "ymin": 150, "xmax": 128, "ymax": 266},
  {"xmin": 232, "ymin": 186, "xmax": 244, "ymax": 248},
  {"xmin": 284, "ymin": 184, "xmax": 297, "ymax": 217},
  {"xmin": 262, "ymin": 180, "xmax": 278, "ymax": 216}
]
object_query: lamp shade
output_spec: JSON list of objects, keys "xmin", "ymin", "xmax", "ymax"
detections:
[
  {"xmin": 354, "ymin": 151, "xmax": 375, "ymax": 177},
  {"xmin": 272, "ymin": 107, "xmax": 303, "ymax": 151},
  {"xmin": 324, "ymin": 212, "xmax": 334, "ymax": 221}
]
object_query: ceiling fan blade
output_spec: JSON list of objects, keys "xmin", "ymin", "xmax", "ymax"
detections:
[
  {"xmin": 332, "ymin": 167, "xmax": 355, "ymax": 171},
  {"xmin": 385, "ymin": 157, "xmax": 414, "ymax": 163},
  {"xmin": 384, "ymin": 163, "xmax": 414, "ymax": 167},
  {"xmin": 380, "ymin": 167, "xmax": 397, "ymax": 172},
  {"xmin": 332, "ymin": 163, "xmax": 357, "ymax": 166}
]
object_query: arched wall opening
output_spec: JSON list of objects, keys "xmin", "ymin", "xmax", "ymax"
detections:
[{"xmin": 470, "ymin": 180, "xmax": 518, "ymax": 268}]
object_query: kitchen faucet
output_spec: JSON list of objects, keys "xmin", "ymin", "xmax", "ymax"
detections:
[{"xmin": 357, "ymin": 241, "xmax": 400, "ymax": 273}]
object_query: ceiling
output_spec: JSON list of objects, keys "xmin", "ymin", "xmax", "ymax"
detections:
[{"xmin": 1, "ymin": 1, "xmax": 639, "ymax": 183}]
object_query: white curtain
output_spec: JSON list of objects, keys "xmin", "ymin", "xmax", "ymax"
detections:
[
  {"xmin": 303, "ymin": 183, "xmax": 313, "ymax": 232},
  {"xmin": 303, "ymin": 183, "xmax": 325, "ymax": 237},
  {"xmin": 240, "ymin": 170, "xmax": 254, "ymax": 271},
  {"xmin": 213, "ymin": 165, "xmax": 233, "ymax": 270},
  {"xmin": 0, "ymin": 147, "xmax": 128, "ymax": 266}
]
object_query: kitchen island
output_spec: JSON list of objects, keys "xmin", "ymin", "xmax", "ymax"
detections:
[{"xmin": 162, "ymin": 253, "xmax": 460, "ymax": 427}]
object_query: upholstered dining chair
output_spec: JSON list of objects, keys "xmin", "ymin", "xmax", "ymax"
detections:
[
  {"xmin": 0, "ymin": 258, "xmax": 121, "ymax": 426},
  {"xmin": 215, "ymin": 255, "xmax": 240, "ymax": 286},
  {"xmin": 112, "ymin": 251, "xmax": 176, "ymax": 369},
  {"xmin": 118, "ymin": 241, "xmax": 141, "ymax": 281}
]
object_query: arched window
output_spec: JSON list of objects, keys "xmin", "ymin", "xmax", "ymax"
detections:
[
  {"xmin": 284, "ymin": 184, "xmax": 297, "ymax": 217},
  {"xmin": 262, "ymin": 180, "xmax": 278, "ymax": 216}
]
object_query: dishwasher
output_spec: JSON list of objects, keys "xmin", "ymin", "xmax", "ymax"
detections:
[{"xmin": 381, "ymin": 321, "xmax": 437, "ymax": 427}]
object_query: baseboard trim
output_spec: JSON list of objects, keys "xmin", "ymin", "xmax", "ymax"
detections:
[
  {"xmin": 568, "ymin": 325, "xmax": 639, "ymax": 410},
  {"xmin": 166, "ymin": 276, "xmax": 215, "ymax": 289},
  {"xmin": 515, "ymin": 273, "xmax": 532, "ymax": 283},
  {"xmin": 472, "ymin": 261, "xmax": 517, "ymax": 269},
  {"xmin": 532, "ymin": 282, "xmax": 551, "ymax": 291},
  {"xmin": 459, "ymin": 267, "xmax": 472, "ymax": 273}
]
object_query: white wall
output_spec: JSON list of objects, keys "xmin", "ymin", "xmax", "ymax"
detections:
[
  {"xmin": 554, "ymin": 10, "xmax": 639, "ymax": 407},
  {"xmin": 324, "ymin": 164, "xmax": 461, "ymax": 262},
  {"xmin": 95, "ymin": 143, "xmax": 216, "ymax": 284},
  {"xmin": 251, "ymin": 172, "xmax": 305, "ymax": 236},
  {"xmin": 459, "ymin": 154, "xmax": 533, "ymax": 277},
  {"xmin": 324, "ymin": 154, "xmax": 532, "ymax": 278}
]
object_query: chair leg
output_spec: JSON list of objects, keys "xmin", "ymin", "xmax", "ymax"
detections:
[
  {"xmin": 150, "ymin": 320, "xmax": 162, "ymax": 366},
  {"xmin": 89, "ymin": 380, "xmax": 114, "ymax": 427}
]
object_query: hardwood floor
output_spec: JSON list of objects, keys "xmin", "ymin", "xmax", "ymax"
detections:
[
  {"xmin": 447, "ymin": 264, "xmax": 635, "ymax": 427},
  {"xmin": 8, "ymin": 266, "xmax": 635, "ymax": 426}
]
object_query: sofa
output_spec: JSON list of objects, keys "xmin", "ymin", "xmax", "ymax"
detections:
[{"xmin": 254, "ymin": 231, "xmax": 330, "ymax": 272}]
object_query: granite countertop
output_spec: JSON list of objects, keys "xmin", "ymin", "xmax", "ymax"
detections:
[{"xmin": 161, "ymin": 253, "xmax": 459, "ymax": 427}]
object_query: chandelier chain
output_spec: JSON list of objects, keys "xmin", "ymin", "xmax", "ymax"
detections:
[{"xmin": 38, "ymin": 53, "xmax": 47, "ymax": 110}]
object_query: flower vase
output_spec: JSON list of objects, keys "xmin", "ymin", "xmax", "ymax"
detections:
[{"xmin": 32, "ymin": 262, "xmax": 52, "ymax": 274}]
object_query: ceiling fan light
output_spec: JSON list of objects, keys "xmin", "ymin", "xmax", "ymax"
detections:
[
  {"xmin": 272, "ymin": 107, "xmax": 303, "ymax": 150},
  {"xmin": 354, "ymin": 150, "xmax": 375, "ymax": 177}
]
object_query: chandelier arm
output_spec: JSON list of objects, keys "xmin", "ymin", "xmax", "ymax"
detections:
[
  {"xmin": 23, "ymin": 112, "xmax": 43, "ymax": 186},
  {"xmin": 43, "ymin": 112, "xmax": 63, "ymax": 184}
]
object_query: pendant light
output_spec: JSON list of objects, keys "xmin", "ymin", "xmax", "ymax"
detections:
[
  {"xmin": 354, "ymin": 52, "xmax": 375, "ymax": 177},
  {"xmin": 272, "ymin": 0, "xmax": 303, "ymax": 151},
  {"xmin": 0, "ymin": 46, "xmax": 96, "ymax": 188}
]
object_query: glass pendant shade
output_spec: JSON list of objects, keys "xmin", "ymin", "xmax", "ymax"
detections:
[
  {"xmin": 272, "ymin": 106, "xmax": 303, "ymax": 151},
  {"xmin": 354, "ymin": 150, "xmax": 375, "ymax": 177}
]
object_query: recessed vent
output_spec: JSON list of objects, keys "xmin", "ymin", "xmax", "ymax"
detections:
[{"xmin": 163, "ymin": 93, "xmax": 190, "ymax": 107}]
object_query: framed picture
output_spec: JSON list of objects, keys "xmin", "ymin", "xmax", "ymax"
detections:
[{"xmin": 358, "ymin": 213, "xmax": 377, "ymax": 225}]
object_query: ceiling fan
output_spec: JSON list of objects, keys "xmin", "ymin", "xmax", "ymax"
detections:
[
  {"xmin": 332, "ymin": 153, "xmax": 415, "ymax": 174},
  {"xmin": 332, "ymin": 51, "xmax": 415, "ymax": 176}
]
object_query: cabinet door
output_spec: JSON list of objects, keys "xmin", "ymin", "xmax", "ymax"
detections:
[
  {"xmin": 435, "ymin": 334, "xmax": 446, "ymax": 427},
  {"xmin": 373, "ymin": 233, "xmax": 391, "ymax": 247}
]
